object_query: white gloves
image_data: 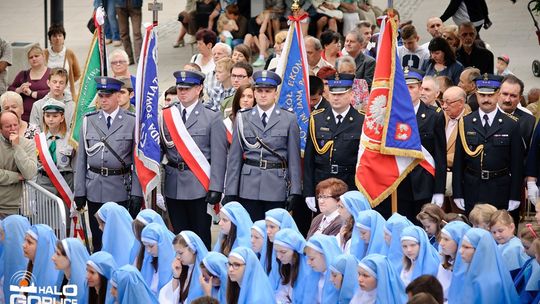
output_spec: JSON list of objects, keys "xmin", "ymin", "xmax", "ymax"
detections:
[
  {"xmin": 527, "ymin": 181, "xmax": 539, "ymax": 205},
  {"xmin": 431, "ymin": 194, "xmax": 444, "ymax": 207},
  {"xmin": 305, "ymin": 197, "xmax": 317, "ymax": 212},
  {"xmin": 156, "ymin": 193, "xmax": 167, "ymax": 211},
  {"xmin": 454, "ymin": 198, "xmax": 465, "ymax": 210},
  {"xmin": 508, "ymin": 200, "xmax": 521, "ymax": 211}
]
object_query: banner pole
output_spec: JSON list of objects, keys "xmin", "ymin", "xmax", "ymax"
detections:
[{"xmin": 391, "ymin": 191, "xmax": 398, "ymax": 213}]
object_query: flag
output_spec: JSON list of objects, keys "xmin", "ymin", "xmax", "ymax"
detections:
[
  {"xmin": 275, "ymin": 13, "xmax": 311, "ymax": 153},
  {"xmin": 134, "ymin": 25, "xmax": 161, "ymax": 206},
  {"xmin": 355, "ymin": 17, "xmax": 425, "ymax": 207}
]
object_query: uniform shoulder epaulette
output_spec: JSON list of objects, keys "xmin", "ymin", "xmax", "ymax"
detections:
[
  {"xmin": 85, "ymin": 110, "xmax": 99, "ymax": 117},
  {"xmin": 204, "ymin": 104, "xmax": 218, "ymax": 112},
  {"xmin": 163, "ymin": 102, "xmax": 176, "ymax": 109},
  {"xmin": 357, "ymin": 108, "xmax": 366, "ymax": 115},
  {"xmin": 280, "ymin": 107, "xmax": 295, "ymax": 114},
  {"xmin": 238, "ymin": 108, "xmax": 251, "ymax": 113},
  {"xmin": 502, "ymin": 111, "xmax": 519, "ymax": 121},
  {"xmin": 462, "ymin": 111, "xmax": 472, "ymax": 117},
  {"xmin": 311, "ymin": 108, "xmax": 325, "ymax": 116},
  {"xmin": 125, "ymin": 111, "xmax": 136, "ymax": 117},
  {"xmin": 435, "ymin": 107, "xmax": 442, "ymax": 113}
]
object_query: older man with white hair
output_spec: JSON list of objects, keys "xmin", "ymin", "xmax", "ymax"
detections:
[
  {"xmin": 305, "ymin": 36, "xmax": 331, "ymax": 76},
  {"xmin": 420, "ymin": 76, "xmax": 440, "ymax": 107}
]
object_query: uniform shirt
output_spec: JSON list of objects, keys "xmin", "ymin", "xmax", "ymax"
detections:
[
  {"xmin": 332, "ymin": 106, "xmax": 350, "ymax": 124},
  {"xmin": 478, "ymin": 108, "xmax": 497, "ymax": 127},
  {"xmin": 103, "ymin": 106, "xmax": 120, "ymax": 125},
  {"xmin": 179, "ymin": 102, "xmax": 198, "ymax": 121},
  {"xmin": 257, "ymin": 104, "xmax": 276, "ymax": 121}
]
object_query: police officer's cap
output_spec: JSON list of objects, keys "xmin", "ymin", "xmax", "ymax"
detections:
[
  {"xmin": 42, "ymin": 99, "xmax": 65, "ymax": 113},
  {"xmin": 253, "ymin": 70, "xmax": 282, "ymax": 88},
  {"xmin": 326, "ymin": 73, "xmax": 355, "ymax": 94},
  {"xmin": 173, "ymin": 70, "xmax": 205, "ymax": 88},
  {"xmin": 95, "ymin": 76, "xmax": 123, "ymax": 93},
  {"xmin": 475, "ymin": 73, "xmax": 503, "ymax": 95},
  {"xmin": 403, "ymin": 67, "xmax": 424, "ymax": 85}
]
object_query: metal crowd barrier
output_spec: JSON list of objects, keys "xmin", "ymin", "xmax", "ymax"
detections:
[{"xmin": 19, "ymin": 180, "xmax": 67, "ymax": 240}]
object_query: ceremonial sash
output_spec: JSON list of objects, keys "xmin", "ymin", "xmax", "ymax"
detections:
[
  {"xmin": 162, "ymin": 106, "xmax": 211, "ymax": 190},
  {"xmin": 35, "ymin": 133, "xmax": 83, "ymax": 238},
  {"xmin": 224, "ymin": 117, "xmax": 233, "ymax": 144},
  {"xmin": 419, "ymin": 146, "xmax": 436, "ymax": 176}
]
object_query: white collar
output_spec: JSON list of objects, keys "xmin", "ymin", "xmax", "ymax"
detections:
[
  {"xmin": 314, "ymin": 97, "xmax": 323, "ymax": 109},
  {"xmin": 332, "ymin": 106, "xmax": 351, "ymax": 121},
  {"xmin": 180, "ymin": 101, "xmax": 199, "ymax": 120},
  {"xmin": 478, "ymin": 108, "xmax": 498, "ymax": 126},
  {"xmin": 257, "ymin": 104, "xmax": 276, "ymax": 119},
  {"xmin": 103, "ymin": 106, "xmax": 120, "ymax": 121},
  {"xmin": 414, "ymin": 101, "xmax": 421, "ymax": 114},
  {"xmin": 49, "ymin": 45, "xmax": 66, "ymax": 56},
  {"xmin": 322, "ymin": 209, "xmax": 340, "ymax": 223}
]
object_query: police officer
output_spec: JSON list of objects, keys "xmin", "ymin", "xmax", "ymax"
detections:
[
  {"xmin": 453, "ymin": 74, "xmax": 523, "ymax": 216},
  {"xmin": 376, "ymin": 68, "xmax": 447, "ymax": 222},
  {"xmin": 161, "ymin": 70, "xmax": 227, "ymax": 248},
  {"xmin": 304, "ymin": 73, "xmax": 364, "ymax": 212},
  {"xmin": 74, "ymin": 77, "xmax": 143, "ymax": 252},
  {"xmin": 224, "ymin": 70, "xmax": 302, "ymax": 221}
]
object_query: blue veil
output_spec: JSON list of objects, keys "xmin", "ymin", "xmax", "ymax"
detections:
[
  {"xmin": 201, "ymin": 252, "xmax": 229, "ymax": 304},
  {"xmin": 1, "ymin": 215, "xmax": 30, "ymax": 303},
  {"xmin": 330, "ymin": 254, "xmax": 359, "ymax": 304},
  {"xmin": 130, "ymin": 209, "xmax": 167, "ymax": 263},
  {"xmin": 339, "ymin": 191, "xmax": 372, "ymax": 258},
  {"xmin": 58, "ymin": 238, "xmax": 89, "ymax": 303},
  {"xmin": 229, "ymin": 246, "xmax": 275, "ymax": 304},
  {"xmin": 111, "ymin": 265, "xmax": 158, "ymax": 304},
  {"xmin": 442, "ymin": 221, "xmax": 471, "ymax": 303},
  {"xmin": 400, "ymin": 226, "xmax": 440, "ymax": 279},
  {"xmin": 358, "ymin": 254, "xmax": 407, "ymax": 304},
  {"xmin": 274, "ymin": 228, "xmax": 318, "ymax": 303},
  {"xmin": 87, "ymin": 251, "xmax": 118, "ymax": 304},
  {"xmin": 454, "ymin": 228, "xmax": 519, "ymax": 304},
  {"xmin": 179, "ymin": 230, "xmax": 209, "ymax": 303},
  {"xmin": 305, "ymin": 234, "xmax": 342, "ymax": 303},
  {"xmin": 214, "ymin": 202, "xmax": 253, "ymax": 253},
  {"xmin": 26, "ymin": 224, "xmax": 60, "ymax": 289},
  {"xmin": 384, "ymin": 213, "xmax": 412, "ymax": 271},
  {"xmin": 140, "ymin": 223, "xmax": 175, "ymax": 294},
  {"xmin": 355, "ymin": 210, "xmax": 388, "ymax": 259},
  {"xmin": 97, "ymin": 202, "xmax": 135, "ymax": 266},
  {"xmin": 251, "ymin": 220, "xmax": 268, "ymax": 267}
]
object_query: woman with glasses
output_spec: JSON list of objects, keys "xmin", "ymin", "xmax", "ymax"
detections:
[
  {"xmin": 226, "ymin": 246, "xmax": 275, "ymax": 304},
  {"xmin": 307, "ymin": 178, "xmax": 347, "ymax": 239},
  {"xmin": 109, "ymin": 49, "xmax": 136, "ymax": 105}
]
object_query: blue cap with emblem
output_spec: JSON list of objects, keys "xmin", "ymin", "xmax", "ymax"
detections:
[
  {"xmin": 253, "ymin": 70, "xmax": 282, "ymax": 88},
  {"xmin": 474, "ymin": 73, "xmax": 503, "ymax": 94},
  {"xmin": 173, "ymin": 70, "xmax": 205, "ymax": 88},
  {"xmin": 403, "ymin": 67, "xmax": 424, "ymax": 84},
  {"xmin": 326, "ymin": 73, "xmax": 355, "ymax": 94},
  {"xmin": 94, "ymin": 76, "xmax": 123, "ymax": 93}
]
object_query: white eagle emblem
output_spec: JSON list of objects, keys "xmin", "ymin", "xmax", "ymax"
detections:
[{"xmin": 366, "ymin": 95, "xmax": 387, "ymax": 135}]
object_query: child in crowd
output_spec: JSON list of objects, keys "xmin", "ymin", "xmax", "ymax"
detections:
[
  {"xmin": 1, "ymin": 215, "xmax": 30, "ymax": 303},
  {"xmin": 355, "ymin": 210, "xmax": 388, "ymax": 259},
  {"xmin": 416, "ymin": 204, "xmax": 447, "ymax": 249},
  {"xmin": 405, "ymin": 275, "xmax": 444, "ymax": 304},
  {"xmin": 496, "ymin": 54, "xmax": 513, "ymax": 76},
  {"xmin": 111, "ymin": 265, "xmax": 158, "ymax": 304},
  {"xmin": 336, "ymin": 191, "xmax": 372, "ymax": 255},
  {"xmin": 140, "ymin": 223, "xmax": 175, "ymax": 296},
  {"xmin": 489, "ymin": 210, "xmax": 528, "ymax": 277},
  {"xmin": 330, "ymin": 254, "xmax": 359, "ymax": 304},
  {"xmin": 304, "ymin": 234, "xmax": 342, "ymax": 303},
  {"xmin": 198, "ymin": 252, "xmax": 228, "ymax": 303},
  {"xmin": 214, "ymin": 201, "xmax": 253, "ymax": 256},
  {"xmin": 400, "ymin": 226, "xmax": 440, "ymax": 286},
  {"xmin": 53, "ymin": 238, "xmax": 90, "ymax": 303},
  {"xmin": 208, "ymin": 58, "xmax": 235, "ymax": 110},
  {"xmin": 86, "ymin": 251, "xmax": 118, "ymax": 304},
  {"xmin": 251, "ymin": 220, "xmax": 268, "ymax": 265},
  {"xmin": 130, "ymin": 209, "xmax": 166, "ymax": 268},
  {"xmin": 468, "ymin": 203, "xmax": 497, "ymax": 230},
  {"xmin": 384, "ymin": 213, "xmax": 413, "ymax": 271},
  {"xmin": 514, "ymin": 223, "xmax": 540, "ymax": 303},
  {"xmin": 96, "ymin": 202, "xmax": 136, "ymax": 267}
]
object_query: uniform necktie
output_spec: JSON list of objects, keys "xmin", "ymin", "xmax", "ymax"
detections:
[
  {"xmin": 107, "ymin": 116, "xmax": 112, "ymax": 129},
  {"xmin": 483, "ymin": 114, "xmax": 489, "ymax": 131},
  {"xmin": 336, "ymin": 114, "xmax": 343, "ymax": 127},
  {"xmin": 48, "ymin": 135, "xmax": 59, "ymax": 164},
  {"xmin": 182, "ymin": 108, "xmax": 187, "ymax": 123},
  {"xmin": 262, "ymin": 112, "xmax": 267, "ymax": 127}
]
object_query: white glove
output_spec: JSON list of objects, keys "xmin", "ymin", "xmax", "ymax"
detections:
[
  {"xmin": 431, "ymin": 194, "xmax": 444, "ymax": 207},
  {"xmin": 156, "ymin": 193, "xmax": 167, "ymax": 211},
  {"xmin": 305, "ymin": 197, "xmax": 317, "ymax": 212},
  {"xmin": 527, "ymin": 181, "xmax": 539, "ymax": 205},
  {"xmin": 508, "ymin": 200, "xmax": 520, "ymax": 211},
  {"xmin": 454, "ymin": 198, "xmax": 465, "ymax": 210}
]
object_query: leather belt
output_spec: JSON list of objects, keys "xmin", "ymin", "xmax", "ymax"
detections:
[
  {"xmin": 317, "ymin": 164, "xmax": 356, "ymax": 174},
  {"xmin": 166, "ymin": 161, "xmax": 190, "ymax": 171},
  {"xmin": 89, "ymin": 166, "xmax": 130, "ymax": 176},
  {"xmin": 466, "ymin": 167, "xmax": 509, "ymax": 180},
  {"xmin": 244, "ymin": 158, "xmax": 286, "ymax": 170}
]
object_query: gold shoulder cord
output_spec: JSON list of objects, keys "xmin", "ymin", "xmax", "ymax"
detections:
[
  {"xmin": 458, "ymin": 117, "xmax": 484, "ymax": 163},
  {"xmin": 309, "ymin": 114, "xmax": 334, "ymax": 157}
]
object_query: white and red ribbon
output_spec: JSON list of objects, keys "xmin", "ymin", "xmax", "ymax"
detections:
[{"xmin": 224, "ymin": 117, "xmax": 233, "ymax": 144}]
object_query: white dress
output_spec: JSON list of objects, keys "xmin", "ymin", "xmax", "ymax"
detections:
[
  {"xmin": 275, "ymin": 282, "xmax": 293, "ymax": 304},
  {"xmin": 400, "ymin": 264, "xmax": 414, "ymax": 287},
  {"xmin": 350, "ymin": 289, "xmax": 376, "ymax": 304},
  {"xmin": 436, "ymin": 264, "xmax": 453, "ymax": 303}
]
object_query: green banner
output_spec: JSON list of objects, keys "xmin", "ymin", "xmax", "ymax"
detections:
[{"xmin": 69, "ymin": 32, "xmax": 101, "ymax": 149}]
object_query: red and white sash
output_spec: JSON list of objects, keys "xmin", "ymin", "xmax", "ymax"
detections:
[
  {"xmin": 419, "ymin": 146, "xmax": 436, "ymax": 176},
  {"xmin": 224, "ymin": 117, "xmax": 233, "ymax": 144},
  {"xmin": 35, "ymin": 133, "xmax": 84, "ymax": 238}
]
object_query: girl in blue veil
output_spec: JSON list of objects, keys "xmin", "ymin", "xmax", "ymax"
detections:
[
  {"xmin": 337, "ymin": 191, "xmax": 371, "ymax": 255},
  {"xmin": 304, "ymin": 234, "xmax": 341, "ymax": 303},
  {"xmin": 1, "ymin": 215, "xmax": 30, "ymax": 303},
  {"xmin": 214, "ymin": 202, "xmax": 253, "ymax": 256},
  {"xmin": 130, "ymin": 209, "xmax": 166, "ymax": 267},
  {"xmin": 384, "ymin": 213, "xmax": 412, "ymax": 271},
  {"xmin": 251, "ymin": 220, "xmax": 268, "ymax": 266},
  {"xmin": 264, "ymin": 208, "xmax": 299, "ymax": 290},
  {"xmin": 52, "ymin": 238, "xmax": 90, "ymax": 303},
  {"xmin": 399, "ymin": 226, "xmax": 440, "ymax": 286},
  {"xmin": 226, "ymin": 246, "xmax": 275, "ymax": 304},
  {"xmin": 273, "ymin": 228, "xmax": 318, "ymax": 303},
  {"xmin": 110, "ymin": 265, "xmax": 158, "ymax": 304},
  {"xmin": 140, "ymin": 222, "xmax": 175, "ymax": 296},
  {"xmin": 329, "ymin": 254, "xmax": 358, "ymax": 304},
  {"xmin": 355, "ymin": 210, "xmax": 388, "ymax": 259},
  {"xmin": 455, "ymin": 228, "xmax": 519, "ymax": 304},
  {"xmin": 437, "ymin": 221, "xmax": 470, "ymax": 303},
  {"xmin": 86, "ymin": 251, "xmax": 117, "ymax": 304},
  {"xmin": 199, "ymin": 252, "xmax": 228, "ymax": 303},
  {"xmin": 22, "ymin": 224, "xmax": 60, "ymax": 293},
  {"xmin": 158, "ymin": 230, "xmax": 208, "ymax": 304},
  {"xmin": 96, "ymin": 202, "xmax": 135, "ymax": 267},
  {"xmin": 352, "ymin": 254, "xmax": 407, "ymax": 303},
  {"xmin": 513, "ymin": 224, "xmax": 540, "ymax": 303}
]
